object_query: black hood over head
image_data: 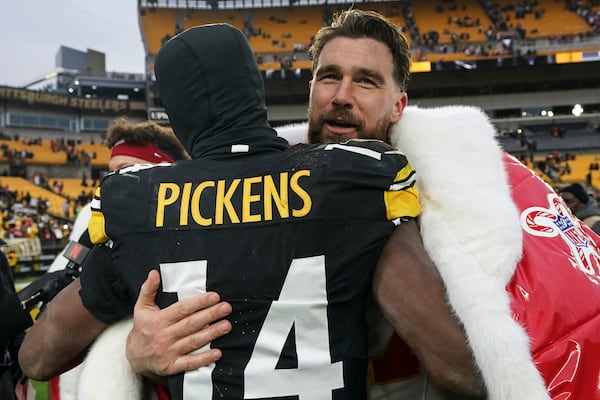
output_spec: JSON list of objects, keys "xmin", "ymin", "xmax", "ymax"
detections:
[{"xmin": 155, "ymin": 23, "xmax": 288, "ymax": 159}]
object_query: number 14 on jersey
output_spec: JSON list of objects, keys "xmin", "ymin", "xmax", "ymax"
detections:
[{"xmin": 160, "ymin": 255, "xmax": 345, "ymax": 399}]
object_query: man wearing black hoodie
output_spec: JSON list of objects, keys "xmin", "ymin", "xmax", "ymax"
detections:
[{"xmin": 19, "ymin": 23, "xmax": 430, "ymax": 400}]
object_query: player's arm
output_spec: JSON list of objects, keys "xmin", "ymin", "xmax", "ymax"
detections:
[
  {"xmin": 19, "ymin": 245, "xmax": 125, "ymax": 380},
  {"xmin": 373, "ymin": 219, "xmax": 486, "ymax": 399},
  {"xmin": 126, "ymin": 269, "xmax": 233, "ymax": 380},
  {"xmin": 19, "ymin": 278, "xmax": 107, "ymax": 380}
]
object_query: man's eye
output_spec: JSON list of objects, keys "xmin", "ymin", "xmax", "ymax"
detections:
[
  {"xmin": 319, "ymin": 74, "xmax": 339, "ymax": 81},
  {"xmin": 358, "ymin": 78, "xmax": 377, "ymax": 87}
]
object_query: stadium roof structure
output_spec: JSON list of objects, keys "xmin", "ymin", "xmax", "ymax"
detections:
[{"xmin": 139, "ymin": 0, "xmax": 393, "ymax": 9}]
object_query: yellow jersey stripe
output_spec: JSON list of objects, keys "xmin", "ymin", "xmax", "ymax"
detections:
[
  {"xmin": 88, "ymin": 186, "xmax": 109, "ymax": 244},
  {"xmin": 385, "ymin": 184, "xmax": 420, "ymax": 221}
]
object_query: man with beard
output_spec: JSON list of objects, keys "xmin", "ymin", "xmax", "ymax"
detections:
[
  {"xmin": 126, "ymin": 8, "xmax": 600, "ymax": 400},
  {"xmin": 19, "ymin": 20, "xmax": 487, "ymax": 400},
  {"xmin": 125, "ymin": 9, "xmax": 486, "ymax": 400}
]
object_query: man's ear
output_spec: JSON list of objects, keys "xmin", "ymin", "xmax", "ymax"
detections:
[
  {"xmin": 391, "ymin": 92, "xmax": 408, "ymax": 124},
  {"xmin": 308, "ymin": 80, "xmax": 313, "ymax": 89}
]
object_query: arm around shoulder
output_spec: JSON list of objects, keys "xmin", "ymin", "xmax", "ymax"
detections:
[
  {"xmin": 373, "ymin": 219, "xmax": 486, "ymax": 399},
  {"xmin": 18, "ymin": 278, "xmax": 108, "ymax": 381}
]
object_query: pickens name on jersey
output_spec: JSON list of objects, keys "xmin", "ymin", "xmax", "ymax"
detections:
[
  {"xmin": 88, "ymin": 142, "xmax": 420, "ymax": 249},
  {"xmin": 155, "ymin": 169, "xmax": 312, "ymax": 227}
]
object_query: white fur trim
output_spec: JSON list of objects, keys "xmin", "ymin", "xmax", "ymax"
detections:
[
  {"xmin": 77, "ymin": 317, "xmax": 145, "ymax": 400},
  {"xmin": 276, "ymin": 123, "xmax": 309, "ymax": 145},
  {"xmin": 57, "ymin": 365, "xmax": 82, "ymax": 400},
  {"xmin": 392, "ymin": 105, "xmax": 549, "ymax": 399}
]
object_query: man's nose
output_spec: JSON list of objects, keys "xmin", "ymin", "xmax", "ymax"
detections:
[{"xmin": 332, "ymin": 79, "xmax": 354, "ymax": 108}]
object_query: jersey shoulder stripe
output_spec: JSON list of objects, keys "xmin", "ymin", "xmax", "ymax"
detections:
[
  {"xmin": 89, "ymin": 186, "xmax": 107, "ymax": 244},
  {"xmin": 320, "ymin": 140, "xmax": 420, "ymax": 221}
]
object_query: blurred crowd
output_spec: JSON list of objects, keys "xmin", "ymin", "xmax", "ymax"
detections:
[{"xmin": 0, "ymin": 182, "xmax": 89, "ymax": 243}]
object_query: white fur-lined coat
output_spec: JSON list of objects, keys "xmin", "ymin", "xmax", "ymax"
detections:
[
  {"xmin": 62, "ymin": 106, "xmax": 549, "ymax": 400},
  {"xmin": 390, "ymin": 106, "xmax": 548, "ymax": 399}
]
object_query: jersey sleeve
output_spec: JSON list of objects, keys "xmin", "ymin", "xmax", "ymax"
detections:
[
  {"xmin": 88, "ymin": 164, "xmax": 163, "ymax": 245},
  {"xmin": 88, "ymin": 185, "xmax": 109, "ymax": 245},
  {"xmin": 324, "ymin": 139, "xmax": 420, "ymax": 222},
  {"xmin": 384, "ymin": 153, "xmax": 420, "ymax": 222},
  {"xmin": 79, "ymin": 245, "xmax": 135, "ymax": 324}
]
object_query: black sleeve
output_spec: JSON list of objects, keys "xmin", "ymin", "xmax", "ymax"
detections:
[
  {"xmin": 0, "ymin": 293, "xmax": 33, "ymax": 341},
  {"xmin": 79, "ymin": 245, "xmax": 135, "ymax": 324},
  {"xmin": 0, "ymin": 248, "xmax": 31, "ymax": 341}
]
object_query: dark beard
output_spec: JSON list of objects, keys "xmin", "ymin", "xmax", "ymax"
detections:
[
  {"xmin": 307, "ymin": 106, "xmax": 391, "ymax": 144},
  {"xmin": 307, "ymin": 124, "xmax": 322, "ymax": 144}
]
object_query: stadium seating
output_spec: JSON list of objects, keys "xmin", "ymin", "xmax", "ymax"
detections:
[
  {"xmin": 491, "ymin": 0, "xmax": 593, "ymax": 39},
  {"xmin": 142, "ymin": 3, "xmax": 408, "ymax": 56},
  {"xmin": 179, "ymin": 6, "xmax": 319, "ymax": 54},
  {"xmin": 139, "ymin": 0, "xmax": 598, "ymax": 65},
  {"xmin": 0, "ymin": 139, "xmax": 110, "ymax": 167},
  {"xmin": 409, "ymin": 0, "xmax": 489, "ymax": 46},
  {"xmin": 137, "ymin": 0, "xmax": 600, "ymax": 72},
  {"xmin": 50, "ymin": 178, "xmax": 96, "ymax": 203},
  {"xmin": 558, "ymin": 153, "xmax": 600, "ymax": 184},
  {"xmin": 139, "ymin": 7, "xmax": 178, "ymax": 56},
  {"xmin": 0, "ymin": 176, "xmax": 68, "ymax": 217},
  {"xmin": 0, "ymin": 137, "xmax": 109, "ymax": 225},
  {"xmin": 0, "ymin": 139, "xmax": 67, "ymax": 165},
  {"xmin": 76, "ymin": 142, "xmax": 111, "ymax": 167}
]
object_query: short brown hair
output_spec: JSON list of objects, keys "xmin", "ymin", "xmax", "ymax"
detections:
[
  {"xmin": 309, "ymin": 9, "xmax": 411, "ymax": 91},
  {"xmin": 104, "ymin": 117, "xmax": 190, "ymax": 161}
]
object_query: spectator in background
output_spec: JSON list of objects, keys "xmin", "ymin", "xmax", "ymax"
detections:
[
  {"xmin": 559, "ymin": 182, "xmax": 600, "ymax": 235},
  {"xmin": 80, "ymin": 173, "xmax": 88, "ymax": 188},
  {"xmin": 52, "ymin": 180, "xmax": 64, "ymax": 195},
  {"xmin": 61, "ymin": 199, "xmax": 71, "ymax": 220}
]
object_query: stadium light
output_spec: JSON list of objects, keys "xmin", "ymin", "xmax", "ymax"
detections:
[
  {"xmin": 540, "ymin": 110, "xmax": 554, "ymax": 117},
  {"xmin": 572, "ymin": 104, "xmax": 584, "ymax": 117}
]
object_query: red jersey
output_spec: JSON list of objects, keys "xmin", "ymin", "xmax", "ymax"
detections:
[
  {"xmin": 389, "ymin": 105, "xmax": 600, "ymax": 400},
  {"xmin": 505, "ymin": 153, "xmax": 600, "ymax": 399}
]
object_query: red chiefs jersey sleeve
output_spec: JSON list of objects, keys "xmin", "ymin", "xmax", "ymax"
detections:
[{"xmin": 505, "ymin": 154, "xmax": 600, "ymax": 400}]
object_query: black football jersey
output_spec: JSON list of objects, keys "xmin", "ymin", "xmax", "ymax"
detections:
[{"xmin": 88, "ymin": 140, "xmax": 419, "ymax": 400}]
